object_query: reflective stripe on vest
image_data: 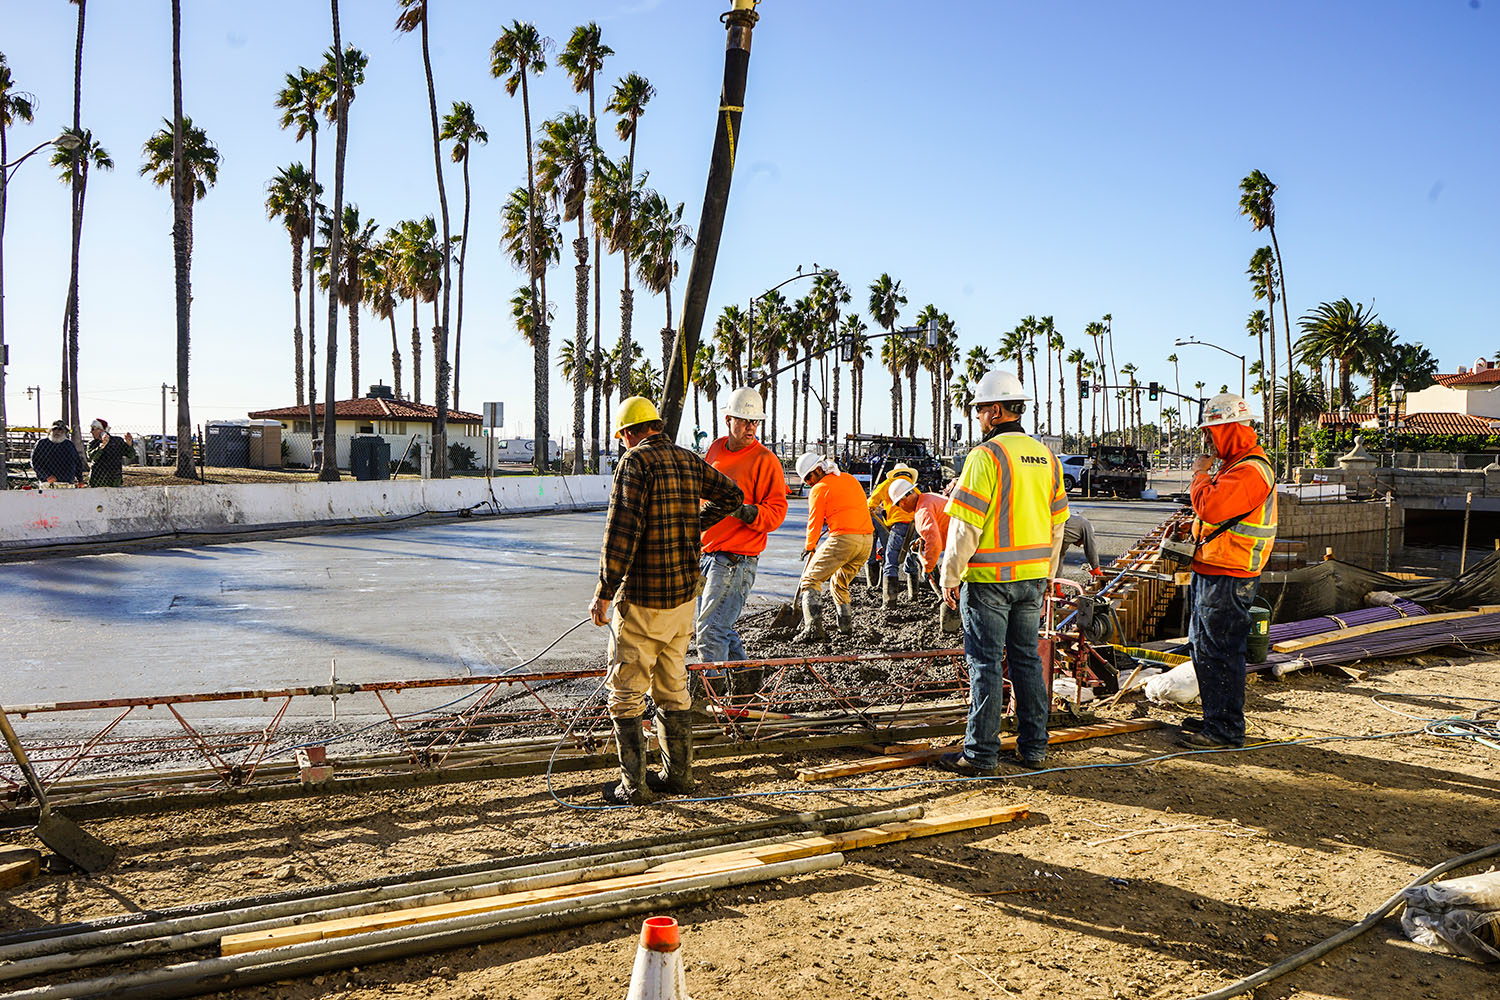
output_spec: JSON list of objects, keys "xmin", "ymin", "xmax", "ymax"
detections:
[
  {"xmin": 964, "ymin": 435, "xmax": 1061, "ymax": 583},
  {"xmin": 1194, "ymin": 454, "xmax": 1278, "ymax": 575}
]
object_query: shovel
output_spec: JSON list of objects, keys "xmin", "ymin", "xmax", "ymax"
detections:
[{"xmin": 0, "ymin": 704, "xmax": 115, "ymax": 874}]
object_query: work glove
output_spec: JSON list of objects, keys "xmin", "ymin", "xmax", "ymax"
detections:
[
  {"xmin": 733, "ymin": 503, "xmax": 758, "ymax": 525},
  {"xmin": 801, "ymin": 548, "xmax": 813, "ymax": 563},
  {"xmin": 1090, "ymin": 566, "xmax": 1106, "ymax": 579}
]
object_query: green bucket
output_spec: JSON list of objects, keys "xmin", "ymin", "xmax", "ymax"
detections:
[{"xmin": 1246, "ymin": 598, "xmax": 1272, "ymax": 663}]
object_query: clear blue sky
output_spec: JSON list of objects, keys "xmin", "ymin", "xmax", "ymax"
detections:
[{"xmin": 2, "ymin": 0, "xmax": 1496, "ymax": 442}]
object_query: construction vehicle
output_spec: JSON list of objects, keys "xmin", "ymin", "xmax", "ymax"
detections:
[
  {"xmin": 840, "ymin": 434, "xmax": 946, "ymax": 492},
  {"xmin": 1087, "ymin": 444, "xmax": 1149, "ymax": 499}
]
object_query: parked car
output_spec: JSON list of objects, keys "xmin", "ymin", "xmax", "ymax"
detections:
[{"xmin": 1059, "ymin": 454, "xmax": 1092, "ymax": 492}]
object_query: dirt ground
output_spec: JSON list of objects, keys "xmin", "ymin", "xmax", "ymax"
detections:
[{"xmin": 3, "ymin": 637, "xmax": 1497, "ymax": 999}]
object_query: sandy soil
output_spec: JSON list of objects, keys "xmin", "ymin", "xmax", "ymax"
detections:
[{"xmin": 3, "ymin": 634, "xmax": 1497, "ymax": 999}]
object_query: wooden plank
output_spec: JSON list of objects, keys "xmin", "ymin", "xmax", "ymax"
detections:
[
  {"xmin": 221, "ymin": 805, "xmax": 1029, "ymax": 958},
  {"xmin": 795, "ymin": 719, "xmax": 1166, "ymax": 782},
  {"xmin": 1313, "ymin": 663, "xmax": 1369, "ymax": 682},
  {"xmin": 1271, "ymin": 610, "xmax": 1488, "ymax": 654},
  {"xmin": 0, "ymin": 850, "xmax": 41, "ymax": 890}
]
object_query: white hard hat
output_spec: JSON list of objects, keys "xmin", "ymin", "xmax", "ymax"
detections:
[
  {"xmin": 723, "ymin": 387, "xmax": 767, "ymax": 421},
  {"xmin": 888, "ymin": 478, "xmax": 917, "ymax": 505},
  {"xmin": 971, "ymin": 369, "xmax": 1027, "ymax": 406},
  {"xmin": 1200, "ymin": 393, "xmax": 1254, "ymax": 428},
  {"xmin": 795, "ymin": 452, "xmax": 824, "ymax": 481}
]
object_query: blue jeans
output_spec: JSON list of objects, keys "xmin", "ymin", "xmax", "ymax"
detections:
[
  {"xmin": 1188, "ymin": 572, "xmax": 1257, "ymax": 746},
  {"xmin": 695, "ymin": 552, "xmax": 759, "ymax": 665},
  {"xmin": 960, "ymin": 578, "xmax": 1048, "ymax": 766},
  {"xmin": 883, "ymin": 521, "xmax": 913, "ymax": 579},
  {"xmin": 867, "ymin": 512, "xmax": 887, "ymax": 570}
]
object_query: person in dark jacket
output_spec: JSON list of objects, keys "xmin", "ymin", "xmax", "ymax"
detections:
[
  {"xmin": 30, "ymin": 421, "xmax": 86, "ymax": 486},
  {"xmin": 86, "ymin": 418, "xmax": 135, "ymax": 488}
]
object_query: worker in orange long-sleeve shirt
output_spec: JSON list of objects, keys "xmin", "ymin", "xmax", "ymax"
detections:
[
  {"xmin": 888, "ymin": 477, "xmax": 961, "ymax": 633},
  {"xmin": 696, "ymin": 388, "xmax": 789, "ymax": 671},
  {"xmin": 1180, "ymin": 393, "xmax": 1278, "ymax": 751},
  {"xmin": 792, "ymin": 452, "xmax": 874, "ymax": 642}
]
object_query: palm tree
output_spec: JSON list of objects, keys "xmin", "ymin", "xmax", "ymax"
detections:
[
  {"xmin": 557, "ymin": 336, "xmax": 593, "ymax": 465},
  {"xmin": 537, "ymin": 109, "xmax": 598, "ymax": 473},
  {"xmin": 0, "ymin": 53, "xmax": 37, "ymax": 466},
  {"xmin": 316, "ymin": 13, "xmax": 354, "ymax": 483},
  {"xmin": 633, "ymin": 358, "xmax": 663, "ymax": 399},
  {"xmin": 951, "ymin": 375, "xmax": 974, "ymax": 446},
  {"xmin": 713, "ymin": 305, "xmax": 746, "ymax": 389},
  {"xmin": 1246, "ymin": 309, "xmax": 1270, "ymax": 434},
  {"xmin": 491, "ymin": 20, "xmax": 551, "ymax": 472},
  {"xmin": 52, "ymin": 128, "xmax": 111, "ymax": 448},
  {"xmin": 756, "ymin": 289, "xmax": 787, "ymax": 451},
  {"xmin": 842, "ymin": 314, "xmax": 869, "ymax": 434},
  {"xmin": 1037, "ymin": 316, "xmax": 1058, "ymax": 435},
  {"xmin": 276, "ymin": 65, "xmax": 327, "ymax": 449},
  {"xmin": 1120, "ymin": 362, "xmax": 1140, "ymax": 446},
  {"xmin": 913, "ymin": 304, "xmax": 940, "ymax": 441},
  {"xmin": 265, "ymin": 164, "xmax": 319, "ymax": 405},
  {"xmin": 1066, "ymin": 350, "xmax": 1088, "ymax": 444},
  {"xmin": 632, "ymin": 190, "xmax": 693, "ymax": 385},
  {"xmin": 364, "ymin": 233, "xmax": 404, "ymax": 398},
  {"xmin": 313, "ymin": 205, "xmax": 377, "ymax": 397},
  {"xmin": 391, "ymin": 217, "xmax": 442, "ymax": 404},
  {"xmin": 1247, "ymin": 246, "xmax": 1280, "ymax": 455},
  {"xmin": 439, "ymin": 100, "xmax": 487, "ymax": 413},
  {"xmin": 867, "ymin": 274, "xmax": 905, "ymax": 435},
  {"xmin": 999, "ymin": 324, "xmax": 1026, "ymax": 382},
  {"xmin": 1103, "ymin": 313, "xmax": 1122, "ymax": 435},
  {"xmin": 142, "ymin": 105, "xmax": 219, "ymax": 479},
  {"xmin": 558, "ymin": 23, "xmax": 611, "ymax": 468},
  {"xmin": 811, "ymin": 271, "xmax": 849, "ymax": 446},
  {"xmin": 606, "ymin": 72, "xmax": 654, "ymax": 405},
  {"xmin": 1297, "ymin": 298, "xmax": 1379, "ymax": 411},
  {"xmin": 1240, "ymin": 171, "xmax": 1294, "ymax": 454},
  {"xmin": 691, "ymin": 343, "xmax": 721, "ymax": 438}
]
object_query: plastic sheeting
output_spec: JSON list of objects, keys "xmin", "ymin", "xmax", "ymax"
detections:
[{"xmin": 1260, "ymin": 549, "xmax": 1500, "ymax": 621}]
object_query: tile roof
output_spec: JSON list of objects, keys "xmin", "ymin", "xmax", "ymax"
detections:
[
  {"xmin": 1318, "ymin": 411, "xmax": 1375, "ymax": 426},
  {"xmin": 1317, "ymin": 411, "xmax": 1500, "ymax": 434},
  {"xmin": 248, "ymin": 398, "xmax": 482, "ymax": 423},
  {"xmin": 1441, "ymin": 368, "xmax": 1500, "ymax": 387}
]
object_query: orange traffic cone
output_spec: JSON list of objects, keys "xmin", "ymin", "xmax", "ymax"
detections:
[{"xmin": 623, "ymin": 916, "xmax": 690, "ymax": 1000}]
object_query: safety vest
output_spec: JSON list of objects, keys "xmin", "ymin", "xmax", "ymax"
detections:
[
  {"xmin": 946, "ymin": 433, "xmax": 1069, "ymax": 583},
  {"xmin": 1193, "ymin": 453, "xmax": 1278, "ymax": 576}
]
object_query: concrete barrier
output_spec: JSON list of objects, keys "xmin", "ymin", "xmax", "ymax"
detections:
[{"xmin": 0, "ymin": 475, "xmax": 612, "ymax": 551}]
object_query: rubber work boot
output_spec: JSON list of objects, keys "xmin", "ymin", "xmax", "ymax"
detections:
[
  {"xmin": 863, "ymin": 562, "xmax": 880, "ymax": 588},
  {"xmin": 834, "ymin": 602, "xmax": 854, "ymax": 635},
  {"xmin": 646, "ymin": 710, "xmax": 695, "ymax": 795},
  {"xmin": 793, "ymin": 590, "xmax": 829, "ymax": 643},
  {"xmin": 905, "ymin": 574, "xmax": 922, "ymax": 601},
  {"xmin": 601, "ymin": 716, "xmax": 658, "ymax": 806},
  {"xmin": 882, "ymin": 576, "xmax": 900, "ymax": 608},
  {"xmin": 939, "ymin": 601, "xmax": 961, "ymax": 634}
]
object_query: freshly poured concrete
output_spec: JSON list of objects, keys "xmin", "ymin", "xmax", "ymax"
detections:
[{"xmin": 0, "ymin": 498, "xmax": 1169, "ymax": 716}]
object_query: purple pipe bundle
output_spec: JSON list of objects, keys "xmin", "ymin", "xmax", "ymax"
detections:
[
  {"xmin": 1262, "ymin": 611, "xmax": 1500, "ymax": 671},
  {"xmin": 1267, "ymin": 599, "xmax": 1428, "ymax": 644}
]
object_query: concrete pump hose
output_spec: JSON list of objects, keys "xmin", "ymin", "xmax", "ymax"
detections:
[{"xmin": 1187, "ymin": 839, "xmax": 1500, "ymax": 1000}]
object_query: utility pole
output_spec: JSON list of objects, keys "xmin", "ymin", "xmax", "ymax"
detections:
[
  {"xmin": 660, "ymin": 0, "xmax": 759, "ymax": 437},
  {"xmin": 161, "ymin": 382, "xmax": 176, "ymax": 464}
]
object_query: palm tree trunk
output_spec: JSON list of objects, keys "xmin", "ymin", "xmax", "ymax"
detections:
[
  {"xmin": 618, "ymin": 128, "xmax": 639, "ymax": 410},
  {"xmin": 1266, "ymin": 277, "xmax": 1279, "ymax": 468},
  {"xmin": 62, "ymin": 0, "xmax": 85, "ymax": 457},
  {"xmin": 832, "ymin": 366, "xmax": 840, "ymax": 449},
  {"xmin": 1269, "ymin": 226, "xmax": 1294, "ymax": 461},
  {"xmin": 588, "ymin": 80, "xmax": 602, "ymax": 473},
  {"xmin": 1058, "ymin": 367, "xmax": 1067, "ymax": 446},
  {"xmin": 801, "ymin": 354, "xmax": 811, "ymax": 451},
  {"xmin": 320, "ymin": 0, "xmax": 348, "ymax": 483},
  {"xmin": 410, "ymin": 299, "xmax": 422, "ymax": 404},
  {"xmin": 789, "ymin": 367, "xmax": 799, "ymax": 455},
  {"xmin": 1028, "ymin": 353, "xmax": 1040, "ymax": 435},
  {"xmin": 768, "ymin": 372, "xmax": 778, "ymax": 456},
  {"xmin": 387, "ymin": 312, "xmax": 402, "ymax": 399},
  {"xmin": 890, "ymin": 365, "xmax": 900, "ymax": 436},
  {"xmin": 1044, "ymin": 340, "xmax": 1053, "ymax": 435},
  {"xmin": 907, "ymin": 369, "xmax": 917, "ymax": 438},
  {"xmin": 306, "ymin": 123, "xmax": 319, "ymax": 455},
  {"xmin": 170, "ymin": 0, "xmax": 194, "ymax": 480},
  {"xmin": 520, "ymin": 70, "xmax": 544, "ymax": 474},
  {"xmin": 454, "ymin": 154, "xmax": 471, "ymax": 412},
  {"xmin": 348, "ymin": 297, "xmax": 360, "ymax": 398},
  {"xmin": 572, "ymin": 230, "xmax": 587, "ymax": 473},
  {"xmin": 291, "ymin": 234, "xmax": 305, "ymax": 405},
  {"xmin": 0, "ymin": 118, "xmax": 8, "ymax": 475},
  {"xmin": 417, "ymin": 9, "xmax": 451, "ymax": 478}
]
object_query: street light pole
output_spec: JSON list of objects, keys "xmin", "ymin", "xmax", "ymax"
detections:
[
  {"xmin": 161, "ymin": 383, "xmax": 177, "ymax": 464},
  {"xmin": 1174, "ymin": 338, "xmax": 1246, "ymax": 398},
  {"xmin": 745, "ymin": 266, "xmax": 836, "ymax": 456},
  {"xmin": 25, "ymin": 386, "xmax": 41, "ymax": 427}
]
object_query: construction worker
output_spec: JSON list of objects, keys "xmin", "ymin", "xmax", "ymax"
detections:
[
  {"xmin": 934, "ymin": 370, "xmax": 1069, "ymax": 775},
  {"xmin": 888, "ymin": 477, "xmax": 961, "ymax": 632},
  {"xmin": 865, "ymin": 463, "xmax": 919, "ymax": 606},
  {"xmin": 794, "ymin": 452, "xmax": 874, "ymax": 642},
  {"xmin": 1064, "ymin": 513, "xmax": 1107, "ymax": 579},
  {"xmin": 696, "ymin": 387, "xmax": 789, "ymax": 673},
  {"xmin": 1179, "ymin": 393, "xmax": 1277, "ymax": 750},
  {"xmin": 590, "ymin": 397, "xmax": 744, "ymax": 805}
]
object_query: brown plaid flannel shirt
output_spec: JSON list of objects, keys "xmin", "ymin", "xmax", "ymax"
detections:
[{"xmin": 596, "ymin": 433, "xmax": 744, "ymax": 608}]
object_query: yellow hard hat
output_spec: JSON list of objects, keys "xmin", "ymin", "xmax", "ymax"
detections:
[{"xmin": 615, "ymin": 396, "xmax": 661, "ymax": 437}]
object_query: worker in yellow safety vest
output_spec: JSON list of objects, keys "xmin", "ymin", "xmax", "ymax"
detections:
[
  {"xmin": 1177, "ymin": 392, "xmax": 1277, "ymax": 751},
  {"xmin": 933, "ymin": 370, "xmax": 1069, "ymax": 776}
]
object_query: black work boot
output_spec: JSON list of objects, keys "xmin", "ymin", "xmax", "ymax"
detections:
[
  {"xmin": 905, "ymin": 574, "xmax": 922, "ymax": 601},
  {"xmin": 863, "ymin": 562, "xmax": 880, "ymax": 588},
  {"xmin": 646, "ymin": 710, "xmax": 696, "ymax": 794},
  {"xmin": 882, "ymin": 576, "xmax": 900, "ymax": 608},
  {"xmin": 793, "ymin": 590, "xmax": 829, "ymax": 643},
  {"xmin": 834, "ymin": 603, "xmax": 854, "ymax": 635},
  {"xmin": 602, "ymin": 716, "xmax": 658, "ymax": 805}
]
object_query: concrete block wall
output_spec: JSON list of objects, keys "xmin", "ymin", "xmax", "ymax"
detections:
[
  {"xmin": 0, "ymin": 476, "xmax": 612, "ymax": 551},
  {"xmin": 1294, "ymin": 465, "xmax": 1500, "ymax": 499},
  {"xmin": 1277, "ymin": 494, "xmax": 1403, "ymax": 539}
]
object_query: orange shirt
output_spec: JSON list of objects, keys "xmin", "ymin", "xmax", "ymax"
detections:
[
  {"xmin": 700, "ymin": 436, "xmax": 789, "ymax": 556},
  {"xmin": 805, "ymin": 470, "xmax": 872, "ymax": 551},
  {"xmin": 911, "ymin": 492, "xmax": 951, "ymax": 574}
]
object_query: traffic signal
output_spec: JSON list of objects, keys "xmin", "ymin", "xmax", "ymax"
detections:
[
  {"xmin": 1148, "ymin": 381, "xmax": 1160, "ymax": 401},
  {"xmin": 1079, "ymin": 379, "xmax": 1090, "ymax": 398}
]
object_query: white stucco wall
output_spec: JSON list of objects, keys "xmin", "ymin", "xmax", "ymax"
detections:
[{"xmin": 1405, "ymin": 383, "xmax": 1500, "ymax": 418}]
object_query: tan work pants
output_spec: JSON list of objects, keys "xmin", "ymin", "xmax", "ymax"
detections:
[
  {"xmin": 798, "ymin": 532, "xmax": 874, "ymax": 605},
  {"xmin": 606, "ymin": 598, "xmax": 696, "ymax": 719}
]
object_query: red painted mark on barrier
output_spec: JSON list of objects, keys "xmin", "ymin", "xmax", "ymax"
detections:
[{"xmin": 30, "ymin": 518, "xmax": 60, "ymax": 530}]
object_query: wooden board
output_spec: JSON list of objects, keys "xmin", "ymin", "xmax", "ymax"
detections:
[
  {"xmin": 221, "ymin": 805, "xmax": 1030, "ymax": 957},
  {"xmin": 1271, "ymin": 610, "xmax": 1487, "ymax": 654},
  {"xmin": 0, "ymin": 850, "xmax": 41, "ymax": 890},
  {"xmin": 795, "ymin": 719, "xmax": 1165, "ymax": 782}
]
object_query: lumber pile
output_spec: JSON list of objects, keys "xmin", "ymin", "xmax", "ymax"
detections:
[{"xmin": 795, "ymin": 718, "xmax": 1165, "ymax": 781}]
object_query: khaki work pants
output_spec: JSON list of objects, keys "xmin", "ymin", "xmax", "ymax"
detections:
[
  {"xmin": 606, "ymin": 598, "xmax": 696, "ymax": 719},
  {"xmin": 798, "ymin": 532, "xmax": 874, "ymax": 605}
]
